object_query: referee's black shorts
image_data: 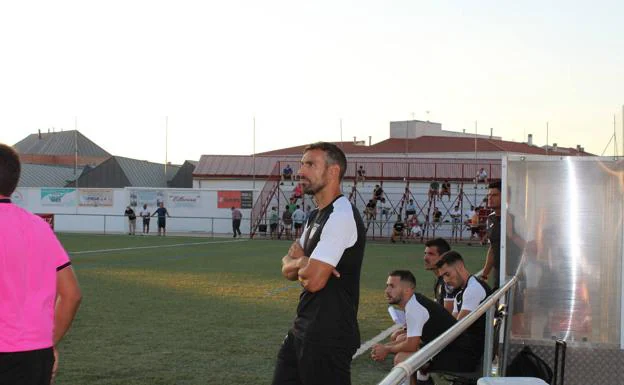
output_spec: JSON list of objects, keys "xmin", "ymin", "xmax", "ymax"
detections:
[
  {"xmin": 272, "ymin": 331, "xmax": 356, "ymax": 385},
  {"xmin": 0, "ymin": 347, "xmax": 54, "ymax": 385}
]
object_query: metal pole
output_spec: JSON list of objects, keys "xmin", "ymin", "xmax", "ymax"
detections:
[
  {"xmin": 501, "ymin": 285, "xmax": 516, "ymax": 376},
  {"xmin": 614, "ymin": 114, "xmax": 618, "ymax": 157},
  {"xmin": 621, "ymin": 104, "xmax": 624, "ymax": 157},
  {"xmin": 546, "ymin": 121, "xmax": 549, "ymax": 156},
  {"xmin": 103, "ymin": 215, "xmax": 106, "ymax": 234},
  {"xmin": 165, "ymin": 116, "xmax": 168, "ymax": 176},
  {"xmin": 253, "ymin": 116, "xmax": 256, "ymax": 189}
]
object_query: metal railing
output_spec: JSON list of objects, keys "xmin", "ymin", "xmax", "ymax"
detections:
[{"xmin": 378, "ymin": 275, "xmax": 518, "ymax": 385}]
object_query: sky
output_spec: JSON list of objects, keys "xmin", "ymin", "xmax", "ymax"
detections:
[{"xmin": 1, "ymin": 0, "xmax": 623, "ymax": 164}]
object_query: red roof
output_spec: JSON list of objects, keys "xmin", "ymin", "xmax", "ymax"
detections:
[{"xmin": 256, "ymin": 136, "xmax": 592, "ymax": 157}]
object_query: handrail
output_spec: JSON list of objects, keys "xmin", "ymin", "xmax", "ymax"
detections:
[{"xmin": 377, "ymin": 275, "xmax": 519, "ymax": 385}]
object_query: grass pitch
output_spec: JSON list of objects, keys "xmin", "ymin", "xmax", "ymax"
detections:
[{"xmin": 55, "ymin": 234, "xmax": 486, "ymax": 385}]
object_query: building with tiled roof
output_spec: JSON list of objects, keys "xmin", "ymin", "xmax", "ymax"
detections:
[
  {"xmin": 17, "ymin": 164, "xmax": 84, "ymax": 188},
  {"xmin": 14, "ymin": 129, "xmax": 111, "ymax": 167},
  {"xmin": 68, "ymin": 156, "xmax": 181, "ymax": 188}
]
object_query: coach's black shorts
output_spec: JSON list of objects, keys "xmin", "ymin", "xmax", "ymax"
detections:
[
  {"xmin": 158, "ymin": 218, "xmax": 166, "ymax": 229},
  {"xmin": 0, "ymin": 347, "xmax": 54, "ymax": 385},
  {"xmin": 272, "ymin": 331, "xmax": 355, "ymax": 385}
]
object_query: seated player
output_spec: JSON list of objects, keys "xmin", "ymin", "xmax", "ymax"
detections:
[
  {"xmin": 391, "ymin": 216, "xmax": 406, "ymax": 243},
  {"xmin": 436, "ymin": 251, "xmax": 492, "ymax": 366},
  {"xmin": 371, "ymin": 270, "xmax": 487, "ymax": 385},
  {"xmin": 405, "ymin": 199, "xmax": 417, "ymax": 217}
]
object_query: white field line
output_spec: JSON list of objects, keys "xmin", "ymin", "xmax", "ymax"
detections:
[
  {"xmin": 69, "ymin": 239, "xmax": 248, "ymax": 255},
  {"xmin": 353, "ymin": 324, "xmax": 403, "ymax": 359}
]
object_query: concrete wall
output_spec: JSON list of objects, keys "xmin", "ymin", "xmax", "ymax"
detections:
[{"xmin": 11, "ymin": 187, "xmax": 257, "ymax": 235}]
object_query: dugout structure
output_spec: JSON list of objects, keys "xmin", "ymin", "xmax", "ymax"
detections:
[{"xmin": 503, "ymin": 155, "xmax": 624, "ymax": 384}]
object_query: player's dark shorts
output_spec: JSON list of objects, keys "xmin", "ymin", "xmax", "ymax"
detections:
[
  {"xmin": 272, "ymin": 330, "xmax": 355, "ymax": 385},
  {"xmin": 270, "ymin": 223, "xmax": 278, "ymax": 231},
  {"xmin": 294, "ymin": 223, "xmax": 303, "ymax": 229},
  {"xmin": 143, "ymin": 218, "xmax": 150, "ymax": 224},
  {"xmin": 158, "ymin": 218, "xmax": 166, "ymax": 228},
  {"xmin": 424, "ymin": 336, "xmax": 481, "ymax": 375},
  {"xmin": 0, "ymin": 347, "xmax": 54, "ymax": 385}
]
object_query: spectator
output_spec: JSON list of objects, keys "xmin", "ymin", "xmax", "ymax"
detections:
[
  {"xmin": 450, "ymin": 204, "xmax": 462, "ymax": 238},
  {"xmin": 356, "ymin": 165, "xmax": 366, "ymax": 183},
  {"xmin": 373, "ymin": 184, "xmax": 384, "ymax": 202},
  {"xmin": 152, "ymin": 202, "xmax": 170, "ymax": 236},
  {"xmin": 231, "ymin": 207, "xmax": 243, "ymax": 238},
  {"xmin": 287, "ymin": 198, "xmax": 297, "ymax": 214},
  {"xmin": 140, "ymin": 203, "xmax": 151, "ymax": 234},
  {"xmin": 405, "ymin": 199, "xmax": 416, "ymax": 217},
  {"xmin": 469, "ymin": 209, "xmax": 482, "ymax": 243},
  {"xmin": 391, "ymin": 216, "xmax": 406, "ymax": 243},
  {"xmin": 304, "ymin": 205, "xmax": 312, "ymax": 222},
  {"xmin": 281, "ymin": 204, "xmax": 293, "ymax": 240},
  {"xmin": 364, "ymin": 199, "xmax": 377, "ymax": 222},
  {"xmin": 281, "ymin": 164, "xmax": 294, "ymax": 185},
  {"xmin": 436, "ymin": 251, "xmax": 492, "ymax": 363},
  {"xmin": 124, "ymin": 205, "xmax": 137, "ymax": 235},
  {"xmin": 432, "ymin": 207, "xmax": 442, "ymax": 228},
  {"xmin": 269, "ymin": 206, "xmax": 279, "ymax": 239},
  {"xmin": 0, "ymin": 143, "xmax": 82, "ymax": 385},
  {"xmin": 291, "ymin": 183, "xmax": 303, "ymax": 202},
  {"xmin": 380, "ymin": 199, "xmax": 392, "ymax": 221},
  {"xmin": 423, "ymin": 238, "xmax": 456, "ymax": 313},
  {"xmin": 371, "ymin": 270, "xmax": 485, "ymax": 384},
  {"xmin": 440, "ymin": 180, "xmax": 451, "ymax": 201},
  {"xmin": 475, "ymin": 167, "xmax": 488, "ymax": 185},
  {"xmin": 407, "ymin": 215, "xmax": 422, "ymax": 238},
  {"xmin": 292, "ymin": 205, "xmax": 305, "ymax": 238},
  {"xmin": 481, "ymin": 181, "xmax": 502, "ymax": 288},
  {"xmin": 428, "ymin": 180, "xmax": 439, "ymax": 200}
]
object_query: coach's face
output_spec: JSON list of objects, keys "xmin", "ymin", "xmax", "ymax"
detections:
[
  {"xmin": 423, "ymin": 246, "xmax": 441, "ymax": 271},
  {"xmin": 438, "ymin": 263, "xmax": 462, "ymax": 290},
  {"xmin": 487, "ymin": 188, "xmax": 501, "ymax": 209},
  {"xmin": 298, "ymin": 149, "xmax": 332, "ymax": 195},
  {"xmin": 385, "ymin": 276, "xmax": 406, "ymax": 305}
]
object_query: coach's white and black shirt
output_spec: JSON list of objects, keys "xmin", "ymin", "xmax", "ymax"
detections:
[
  {"xmin": 292, "ymin": 195, "xmax": 366, "ymax": 349},
  {"xmin": 454, "ymin": 275, "xmax": 492, "ymax": 354}
]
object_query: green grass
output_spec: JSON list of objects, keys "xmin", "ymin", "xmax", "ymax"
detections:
[{"xmin": 55, "ymin": 233, "xmax": 486, "ymax": 385}]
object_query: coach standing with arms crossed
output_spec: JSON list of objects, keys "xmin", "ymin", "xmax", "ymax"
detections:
[
  {"xmin": 272, "ymin": 142, "xmax": 366, "ymax": 385},
  {"xmin": 0, "ymin": 143, "xmax": 82, "ymax": 385}
]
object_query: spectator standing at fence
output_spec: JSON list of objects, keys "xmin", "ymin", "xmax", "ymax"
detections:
[
  {"xmin": 231, "ymin": 207, "xmax": 243, "ymax": 238},
  {"xmin": 281, "ymin": 205, "xmax": 293, "ymax": 240},
  {"xmin": 0, "ymin": 143, "xmax": 82, "ymax": 385},
  {"xmin": 140, "ymin": 203, "xmax": 151, "ymax": 234},
  {"xmin": 269, "ymin": 206, "xmax": 279, "ymax": 239},
  {"xmin": 481, "ymin": 181, "xmax": 502, "ymax": 289},
  {"xmin": 281, "ymin": 164, "xmax": 294, "ymax": 185},
  {"xmin": 274, "ymin": 142, "xmax": 365, "ymax": 385},
  {"xmin": 124, "ymin": 205, "xmax": 137, "ymax": 235},
  {"xmin": 450, "ymin": 204, "xmax": 462, "ymax": 239},
  {"xmin": 152, "ymin": 202, "xmax": 170, "ymax": 236},
  {"xmin": 432, "ymin": 207, "xmax": 442, "ymax": 228},
  {"xmin": 292, "ymin": 205, "xmax": 305, "ymax": 238}
]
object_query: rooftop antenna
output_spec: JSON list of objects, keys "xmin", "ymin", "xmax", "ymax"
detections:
[
  {"xmin": 546, "ymin": 122, "xmax": 549, "ymax": 156},
  {"xmin": 253, "ymin": 116, "xmax": 256, "ymax": 189},
  {"xmin": 165, "ymin": 116, "xmax": 168, "ymax": 177}
]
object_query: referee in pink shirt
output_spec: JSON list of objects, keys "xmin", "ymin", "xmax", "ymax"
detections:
[{"xmin": 0, "ymin": 144, "xmax": 82, "ymax": 385}]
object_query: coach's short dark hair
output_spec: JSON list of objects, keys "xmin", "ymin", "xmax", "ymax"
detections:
[
  {"xmin": 389, "ymin": 270, "xmax": 416, "ymax": 289},
  {"xmin": 435, "ymin": 251, "xmax": 464, "ymax": 269},
  {"xmin": 425, "ymin": 238, "xmax": 451, "ymax": 255},
  {"xmin": 488, "ymin": 180, "xmax": 502, "ymax": 192},
  {"xmin": 304, "ymin": 142, "xmax": 347, "ymax": 180},
  {"xmin": 0, "ymin": 144, "xmax": 21, "ymax": 196}
]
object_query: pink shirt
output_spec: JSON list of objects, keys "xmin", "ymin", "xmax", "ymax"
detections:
[{"xmin": 0, "ymin": 201, "xmax": 71, "ymax": 352}]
